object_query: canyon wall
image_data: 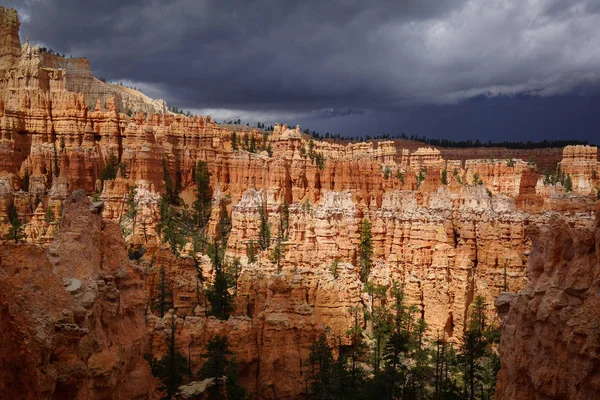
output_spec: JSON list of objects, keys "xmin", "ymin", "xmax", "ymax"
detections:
[
  {"xmin": 0, "ymin": 191, "xmax": 158, "ymax": 399},
  {"xmin": 495, "ymin": 211, "xmax": 600, "ymax": 399}
]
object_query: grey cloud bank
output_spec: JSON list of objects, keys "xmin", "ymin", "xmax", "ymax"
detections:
[{"xmin": 8, "ymin": 0, "xmax": 600, "ymax": 142}]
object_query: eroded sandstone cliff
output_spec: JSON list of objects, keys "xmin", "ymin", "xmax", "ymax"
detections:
[
  {"xmin": 0, "ymin": 190, "xmax": 158, "ymax": 399},
  {"xmin": 495, "ymin": 210, "xmax": 600, "ymax": 399}
]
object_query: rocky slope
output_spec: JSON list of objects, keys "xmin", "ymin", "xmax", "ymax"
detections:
[
  {"xmin": 0, "ymin": 190, "xmax": 158, "ymax": 399},
  {"xmin": 494, "ymin": 209, "xmax": 600, "ymax": 399},
  {"xmin": 1, "ymin": 7, "xmax": 600, "ymax": 399}
]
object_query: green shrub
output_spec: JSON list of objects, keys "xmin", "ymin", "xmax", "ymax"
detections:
[
  {"xmin": 397, "ymin": 171, "xmax": 405, "ymax": 184},
  {"xmin": 382, "ymin": 166, "xmax": 391, "ymax": 180},
  {"xmin": 329, "ymin": 258, "xmax": 340, "ymax": 279},
  {"xmin": 416, "ymin": 169, "xmax": 426, "ymax": 188},
  {"xmin": 472, "ymin": 172, "xmax": 483, "ymax": 185},
  {"xmin": 128, "ymin": 246, "xmax": 146, "ymax": 260},
  {"xmin": 44, "ymin": 206, "xmax": 55, "ymax": 224}
]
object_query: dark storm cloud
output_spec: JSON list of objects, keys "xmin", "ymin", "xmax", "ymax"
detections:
[{"xmin": 6, "ymin": 0, "xmax": 600, "ymax": 141}]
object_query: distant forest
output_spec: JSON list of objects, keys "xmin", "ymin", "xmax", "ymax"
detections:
[
  {"xmin": 226, "ymin": 120, "xmax": 593, "ymax": 150},
  {"xmin": 386, "ymin": 134, "xmax": 591, "ymax": 149}
]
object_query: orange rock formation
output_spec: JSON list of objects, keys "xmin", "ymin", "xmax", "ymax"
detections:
[
  {"xmin": 495, "ymin": 212, "xmax": 600, "ymax": 399},
  {"xmin": 0, "ymin": 191, "xmax": 158, "ymax": 399}
]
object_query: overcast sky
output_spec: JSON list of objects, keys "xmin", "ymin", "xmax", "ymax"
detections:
[{"xmin": 8, "ymin": 0, "xmax": 600, "ymax": 142}]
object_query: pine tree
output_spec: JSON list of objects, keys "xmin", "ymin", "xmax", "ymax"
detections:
[
  {"xmin": 306, "ymin": 335, "xmax": 335, "ymax": 399},
  {"xmin": 564, "ymin": 174, "xmax": 573, "ymax": 192},
  {"xmin": 358, "ymin": 218, "xmax": 373, "ymax": 282},
  {"xmin": 459, "ymin": 295, "xmax": 489, "ymax": 400},
  {"xmin": 270, "ymin": 223, "xmax": 283, "ymax": 271},
  {"xmin": 231, "ymin": 131, "xmax": 238, "ymax": 151},
  {"xmin": 4, "ymin": 205, "xmax": 25, "ymax": 243},
  {"xmin": 22, "ymin": 168, "xmax": 30, "ymax": 192},
  {"xmin": 53, "ymin": 141, "xmax": 60, "ymax": 177},
  {"xmin": 281, "ymin": 200, "xmax": 290, "ymax": 240},
  {"xmin": 217, "ymin": 203, "xmax": 232, "ymax": 246},
  {"xmin": 346, "ymin": 305, "xmax": 368, "ymax": 394},
  {"xmin": 162, "ymin": 158, "xmax": 178, "ymax": 205},
  {"xmin": 152, "ymin": 267, "xmax": 173, "ymax": 317},
  {"xmin": 200, "ymin": 335, "xmax": 249, "ymax": 400},
  {"xmin": 194, "ymin": 160, "xmax": 212, "ymax": 229},
  {"xmin": 150, "ymin": 314, "xmax": 188, "ymax": 399},
  {"xmin": 258, "ymin": 200, "xmax": 271, "ymax": 250},
  {"xmin": 206, "ymin": 239, "xmax": 232, "ymax": 320},
  {"xmin": 157, "ymin": 195, "xmax": 185, "ymax": 255},
  {"xmin": 44, "ymin": 206, "xmax": 55, "ymax": 224},
  {"xmin": 248, "ymin": 239, "xmax": 256, "ymax": 263},
  {"xmin": 101, "ymin": 152, "xmax": 119, "ymax": 181},
  {"xmin": 368, "ymin": 285, "xmax": 393, "ymax": 378}
]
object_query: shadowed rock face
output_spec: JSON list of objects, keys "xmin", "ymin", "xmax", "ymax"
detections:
[
  {"xmin": 495, "ymin": 211, "xmax": 600, "ymax": 400},
  {"xmin": 0, "ymin": 190, "xmax": 159, "ymax": 399}
]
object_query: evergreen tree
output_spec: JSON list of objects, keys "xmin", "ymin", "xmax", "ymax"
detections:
[
  {"xmin": 217, "ymin": 202, "xmax": 232, "ymax": 246},
  {"xmin": 270, "ymin": 222, "xmax": 283, "ymax": 271},
  {"xmin": 53, "ymin": 141, "xmax": 60, "ymax": 177},
  {"xmin": 367, "ymin": 285, "xmax": 393, "ymax": 378},
  {"xmin": 441, "ymin": 169, "xmax": 448, "ymax": 185},
  {"xmin": 44, "ymin": 206, "xmax": 55, "ymax": 224},
  {"xmin": 314, "ymin": 152, "xmax": 325, "ymax": 170},
  {"xmin": 261, "ymin": 130, "xmax": 268, "ymax": 150},
  {"xmin": 101, "ymin": 152, "xmax": 119, "ymax": 181},
  {"xmin": 22, "ymin": 169, "xmax": 30, "ymax": 192},
  {"xmin": 248, "ymin": 239, "xmax": 256, "ymax": 263},
  {"xmin": 258, "ymin": 200, "xmax": 271, "ymax": 250},
  {"xmin": 281, "ymin": 200, "xmax": 290, "ymax": 240},
  {"xmin": 200, "ymin": 335, "xmax": 249, "ymax": 400},
  {"xmin": 152, "ymin": 266, "xmax": 173, "ymax": 317},
  {"xmin": 123, "ymin": 185, "xmax": 138, "ymax": 234},
  {"xmin": 346, "ymin": 305, "xmax": 368, "ymax": 394},
  {"xmin": 4, "ymin": 205, "xmax": 25, "ymax": 243},
  {"xmin": 194, "ymin": 160, "xmax": 212, "ymax": 229},
  {"xmin": 206, "ymin": 239, "xmax": 232, "ymax": 320},
  {"xmin": 226, "ymin": 257, "xmax": 242, "ymax": 295},
  {"xmin": 231, "ymin": 131, "xmax": 238, "ymax": 151},
  {"xmin": 306, "ymin": 335, "xmax": 336, "ymax": 399},
  {"xmin": 157, "ymin": 194, "xmax": 185, "ymax": 255},
  {"xmin": 459, "ymin": 295, "xmax": 491, "ymax": 400},
  {"xmin": 150, "ymin": 314, "xmax": 188, "ymax": 399},
  {"xmin": 358, "ymin": 218, "xmax": 373, "ymax": 282},
  {"xmin": 564, "ymin": 174, "xmax": 573, "ymax": 192},
  {"xmin": 162, "ymin": 158, "xmax": 178, "ymax": 205}
]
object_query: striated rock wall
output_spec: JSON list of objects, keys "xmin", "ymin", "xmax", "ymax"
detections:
[
  {"xmin": 495, "ymin": 212, "xmax": 600, "ymax": 400},
  {"xmin": 0, "ymin": 191, "xmax": 159, "ymax": 399},
  {"xmin": 558, "ymin": 145, "xmax": 600, "ymax": 194}
]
